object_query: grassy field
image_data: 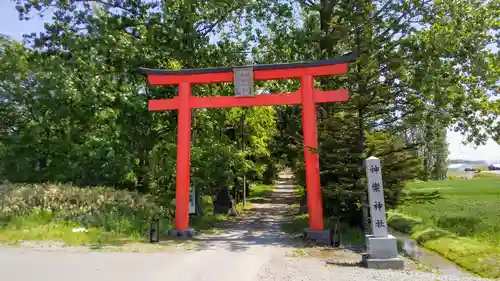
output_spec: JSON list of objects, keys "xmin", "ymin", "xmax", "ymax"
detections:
[{"xmin": 388, "ymin": 176, "xmax": 500, "ymax": 278}]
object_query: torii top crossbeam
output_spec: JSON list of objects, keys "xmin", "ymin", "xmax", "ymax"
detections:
[{"xmin": 140, "ymin": 54, "xmax": 355, "ymax": 233}]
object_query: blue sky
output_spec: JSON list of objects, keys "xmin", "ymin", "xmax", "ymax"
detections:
[{"xmin": 1, "ymin": 1, "xmax": 499, "ymax": 163}]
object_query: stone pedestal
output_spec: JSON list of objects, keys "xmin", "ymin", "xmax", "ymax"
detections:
[
  {"xmin": 303, "ymin": 228, "xmax": 331, "ymax": 245},
  {"xmin": 363, "ymin": 234, "xmax": 404, "ymax": 269},
  {"xmin": 168, "ymin": 228, "xmax": 195, "ymax": 238},
  {"xmin": 362, "ymin": 254, "xmax": 405, "ymax": 269},
  {"xmin": 366, "ymin": 234, "xmax": 398, "ymax": 258}
]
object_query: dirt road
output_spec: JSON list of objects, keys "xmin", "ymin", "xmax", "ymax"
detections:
[{"xmin": 0, "ymin": 176, "xmax": 493, "ymax": 281}]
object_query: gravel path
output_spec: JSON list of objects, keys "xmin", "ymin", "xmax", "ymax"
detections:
[{"xmin": 0, "ymin": 175, "xmax": 495, "ymax": 281}]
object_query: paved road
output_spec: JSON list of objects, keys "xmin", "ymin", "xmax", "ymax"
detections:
[{"xmin": 0, "ymin": 175, "xmax": 494, "ymax": 281}]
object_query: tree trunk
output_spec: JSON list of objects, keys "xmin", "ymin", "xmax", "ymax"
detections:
[{"xmin": 213, "ymin": 186, "xmax": 234, "ymax": 215}]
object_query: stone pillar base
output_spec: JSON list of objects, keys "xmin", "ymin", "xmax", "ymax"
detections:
[
  {"xmin": 365, "ymin": 234, "xmax": 399, "ymax": 258},
  {"xmin": 303, "ymin": 228, "xmax": 331, "ymax": 245},
  {"xmin": 168, "ymin": 229, "xmax": 195, "ymax": 238},
  {"xmin": 362, "ymin": 234, "xmax": 404, "ymax": 270},
  {"xmin": 362, "ymin": 253, "xmax": 404, "ymax": 269}
]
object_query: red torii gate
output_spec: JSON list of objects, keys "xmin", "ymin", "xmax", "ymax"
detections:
[{"xmin": 140, "ymin": 54, "xmax": 355, "ymax": 234}]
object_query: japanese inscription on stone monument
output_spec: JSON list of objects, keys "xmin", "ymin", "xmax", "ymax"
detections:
[
  {"xmin": 364, "ymin": 156, "xmax": 388, "ymax": 237},
  {"xmin": 189, "ymin": 185, "xmax": 196, "ymax": 214}
]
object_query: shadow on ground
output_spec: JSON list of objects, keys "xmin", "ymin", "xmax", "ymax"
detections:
[{"xmin": 187, "ymin": 176, "xmax": 306, "ymax": 252}]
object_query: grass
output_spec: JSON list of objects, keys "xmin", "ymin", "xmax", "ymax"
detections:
[
  {"xmin": 0, "ymin": 212, "xmax": 142, "ymax": 246},
  {"xmin": 281, "ymin": 184, "xmax": 365, "ymax": 246},
  {"xmin": 473, "ymin": 171, "xmax": 500, "ymax": 179},
  {"xmin": 397, "ymin": 178, "xmax": 500, "ymax": 246},
  {"xmin": 0, "ymin": 182, "xmax": 254, "ymax": 246},
  {"xmin": 293, "ymin": 184, "xmax": 305, "ymax": 198},
  {"xmin": 189, "ymin": 195, "xmax": 248, "ymax": 234},
  {"xmin": 388, "ymin": 177, "xmax": 500, "ymax": 278},
  {"xmin": 281, "ymin": 212, "xmax": 365, "ymax": 246},
  {"xmin": 0, "ymin": 182, "xmax": 168, "ymax": 246},
  {"xmin": 0, "ymin": 179, "xmax": 363, "ymax": 251},
  {"xmin": 246, "ymin": 183, "xmax": 275, "ymax": 203},
  {"xmin": 191, "ymin": 183, "xmax": 276, "ymax": 234},
  {"xmin": 0, "ymin": 181, "xmax": 275, "ymax": 246},
  {"xmin": 447, "ymin": 170, "xmax": 500, "ymax": 180}
]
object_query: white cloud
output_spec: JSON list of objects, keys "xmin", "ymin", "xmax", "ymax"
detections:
[{"xmin": 447, "ymin": 129, "xmax": 500, "ymax": 163}]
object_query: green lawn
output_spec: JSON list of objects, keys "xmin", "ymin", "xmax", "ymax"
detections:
[
  {"xmin": 388, "ymin": 177, "xmax": 500, "ymax": 278},
  {"xmin": 397, "ymin": 178, "xmax": 500, "ymax": 247},
  {"xmin": 246, "ymin": 183, "xmax": 275, "ymax": 203},
  {"xmin": 0, "ymin": 212, "xmax": 144, "ymax": 246}
]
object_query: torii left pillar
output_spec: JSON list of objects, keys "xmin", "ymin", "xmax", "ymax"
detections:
[{"xmin": 140, "ymin": 55, "xmax": 355, "ymax": 240}]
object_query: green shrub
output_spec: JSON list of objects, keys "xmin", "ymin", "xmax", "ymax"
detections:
[
  {"xmin": 0, "ymin": 183, "xmax": 171, "ymax": 235},
  {"xmin": 387, "ymin": 212, "xmax": 422, "ymax": 233}
]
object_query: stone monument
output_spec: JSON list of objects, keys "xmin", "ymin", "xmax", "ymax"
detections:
[{"xmin": 362, "ymin": 156, "xmax": 404, "ymax": 269}]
